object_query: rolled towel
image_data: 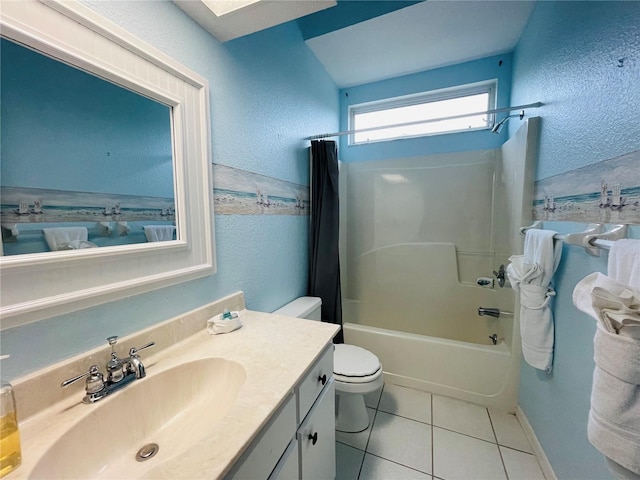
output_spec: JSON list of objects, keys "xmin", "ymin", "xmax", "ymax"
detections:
[{"xmin": 507, "ymin": 229, "xmax": 562, "ymax": 371}]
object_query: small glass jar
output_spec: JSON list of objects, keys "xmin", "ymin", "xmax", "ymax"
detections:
[{"xmin": 0, "ymin": 381, "xmax": 21, "ymax": 478}]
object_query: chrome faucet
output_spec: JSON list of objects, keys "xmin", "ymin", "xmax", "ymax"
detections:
[
  {"xmin": 126, "ymin": 342, "xmax": 155, "ymax": 379},
  {"xmin": 61, "ymin": 336, "xmax": 155, "ymax": 404},
  {"xmin": 493, "ymin": 265, "xmax": 507, "ymax": 288},
  {"xmin": 478, "ymin": 307, "xmax": 501, "ymax": 318}
]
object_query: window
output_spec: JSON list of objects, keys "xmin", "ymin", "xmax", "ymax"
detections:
[{"xmin": 349, "ymin": 80, "xmax": 497, "ymax": 145}]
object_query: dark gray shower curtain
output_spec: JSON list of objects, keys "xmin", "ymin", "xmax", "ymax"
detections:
[{"xmin": 309, "ymin": 140, "xmax": 343, "ymax": 343}]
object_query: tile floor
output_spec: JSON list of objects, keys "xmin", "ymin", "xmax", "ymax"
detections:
[{"xmin": 335, "ymin": 383, "xmax": 546, "ymax": 480}]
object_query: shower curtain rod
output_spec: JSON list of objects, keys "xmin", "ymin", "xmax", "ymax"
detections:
[{"xmin": 307, "ymin": 101, "xmax": 543, "ymax": 140}]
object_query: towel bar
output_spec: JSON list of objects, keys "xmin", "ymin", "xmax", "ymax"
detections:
[{"xmin": 519, "ymin": 222, "xmax": 628, "ymax": 256}]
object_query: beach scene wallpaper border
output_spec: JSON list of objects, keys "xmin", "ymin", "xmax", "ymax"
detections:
[
  {"xmin": 212, "ymin": 163, "xmax": 309, "ymax": 215},
  {"xmin": 0, "ymin": 162, "xmax": 309, "ymax": 227},
  {"xmin": 533, "ymin": 149, "xmax": 640, "ymax": 224},
  {"xmin": 0, "ymin": 187, "xmax": 175, "ymax": 224}
]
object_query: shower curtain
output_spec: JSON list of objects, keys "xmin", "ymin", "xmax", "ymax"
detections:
[{"xmin": 309, "ymin": 140, "xmax": 343, "ymax": 343}]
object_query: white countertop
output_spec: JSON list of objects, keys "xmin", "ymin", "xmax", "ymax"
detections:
[{"xmin": 10, "ymin": 303, "xmax": 339, "ymax": 479}]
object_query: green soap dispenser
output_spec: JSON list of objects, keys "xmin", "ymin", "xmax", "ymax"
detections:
[{"xmin": 0, "ymin": 380, "xmax": 21, "ymax": 477}]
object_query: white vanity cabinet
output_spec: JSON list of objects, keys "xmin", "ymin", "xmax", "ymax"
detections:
[
  {"xmin": 227, "ymin": 344, "xmax": 335, "ymax": 480},
  {"xmin": 296, "ymin": 381, "xmax": 335, "ymax": 479}
]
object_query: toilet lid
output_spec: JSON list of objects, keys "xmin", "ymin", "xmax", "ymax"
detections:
[{"xmin": 334, "ymin": 344, "xmax": 381, "ymax": 378}]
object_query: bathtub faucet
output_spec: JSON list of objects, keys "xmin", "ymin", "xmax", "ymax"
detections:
[{"xmin": 478, "ymin": 307, "xmax": 501, "ymax": 318}]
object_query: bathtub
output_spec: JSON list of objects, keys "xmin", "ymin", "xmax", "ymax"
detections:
[{"xmin": 343, "ymin": 319, "xmax": 520, "ymax": 412}]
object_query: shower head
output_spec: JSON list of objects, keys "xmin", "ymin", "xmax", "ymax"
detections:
[
  {"xmin": 490, "ymin": 118, "xmax": 509, "ymax": 134},
  {"xmin": 490, "ymin": 110, "xmax": 525, "ymax": 134}
]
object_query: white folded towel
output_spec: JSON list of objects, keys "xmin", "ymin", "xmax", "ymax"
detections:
[
  {"xmin": 588, "ymin": 323, "xmax": 640, "ymax": 477},
  {"xmin": 609, "ymin": 239, "xmax": 640, "ymax": 291},
  {"xmin": 506, "ymin": 229, "xmax": 562, "ymax": 372},
  {"xmin": 143, "ymin": 225, "xmax": 175, "ymax": 242},
  {"xmin": 43, "ymin": 227, "xmax": 97, "ymax": 251},
  {"xmin": 207, "ymin": 311, "xmax": 243, "ymax": 335},
  {"xmin": 574, "ymin": 272, "xmax": 640, "ymax": 339},
  {"xmin": 573, "ymin": 272, "xmax": 640, "ymax": 477}
]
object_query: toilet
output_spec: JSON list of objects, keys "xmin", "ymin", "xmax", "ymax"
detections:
[{"xmin": 273, "ymin": 297, "xmax": 383, "ymax": 433}]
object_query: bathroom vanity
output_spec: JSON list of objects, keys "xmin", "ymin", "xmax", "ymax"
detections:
[
  {"xmin": 8, "ymin": 292, "xmax": 340, "ymax": 479},
  {"xmin": 227, "ymin": 344, "xmax": 335, "ymax": 479}
]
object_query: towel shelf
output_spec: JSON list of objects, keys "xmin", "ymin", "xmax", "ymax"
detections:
[{"xmin": 520, "ymin": 221, "xmax": 628, "ymax": 257}]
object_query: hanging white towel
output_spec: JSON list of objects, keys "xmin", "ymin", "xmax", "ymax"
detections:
[
  {"xmin": 589, "ymin": 323, "xmax": 640, "ymax": 478},
  {"xmin": 143, "ymin": 225, "xmax": 175, "ymax": 242},
  {"xmin": 574, "ymin": 273, "xmax": 640, "ymax": 478},
  {"xmin": 609, "ymin": 239, "xmax": 640, "ymax": 291},
  {"xmin": 43, "ymin": 227, "xmax": 97, "ymax": 251},
  {"xmin": 506, "ymin": 229, "xmax": 562, "ymax": 372}
]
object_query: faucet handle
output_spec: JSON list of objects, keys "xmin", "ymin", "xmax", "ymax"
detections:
[
  {"xmin": 61, "ymin": 365, "xmax": 105, "ymax": 393},
  {"xmin": 129, "ymin": 341, "xmax": 155, "ymax": 357}
]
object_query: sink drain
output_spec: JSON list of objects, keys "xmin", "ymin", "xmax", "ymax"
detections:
[{"xmin": 135, "ymin": 443, "xmax": 159, "ymax": 462}]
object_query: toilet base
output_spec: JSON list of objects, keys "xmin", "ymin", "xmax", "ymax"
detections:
[{"xmin": 335, "ymin": 392, "xmax": 370, "ymax": 433}]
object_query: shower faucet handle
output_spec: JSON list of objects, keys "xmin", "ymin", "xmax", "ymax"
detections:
[{"xmin": 493, "ymin": 265, "xmax": 506, "ymax": 288}]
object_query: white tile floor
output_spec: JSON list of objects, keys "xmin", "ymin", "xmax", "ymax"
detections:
[{"xmin": 336, "ymin": 383, "xmax": 546, "ymax": 480}]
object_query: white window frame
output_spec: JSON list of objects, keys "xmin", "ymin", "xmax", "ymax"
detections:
[{"xmin": 348, "ymin": 80, "xmax": 497, "ymax": 145}]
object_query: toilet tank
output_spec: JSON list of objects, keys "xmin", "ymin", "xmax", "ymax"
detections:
[{"xmin": 273, "ymin": 297, "xmax": 322, "ymax": 320}]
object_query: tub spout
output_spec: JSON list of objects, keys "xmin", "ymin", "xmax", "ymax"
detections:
[{"xmin": 478, "ymin": 307, "xmax": 501, "ymax": 318}]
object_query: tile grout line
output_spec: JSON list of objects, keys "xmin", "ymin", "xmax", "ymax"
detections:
[
  {"xmin": 365, "ymin": 451, "xmax": 432, "ymax": 477},
  {"xmin": 488, "ymin": 409, "xmax": 510, "ymax": 480},
  {"xmin": 357, "ymin": 385, "xmax": 384, "ymax": 479},
  {"xmin": 431, "ymin": 393, "xmax": 435, "ymax": 479},
  {"xmin": 431, "ymin": 424, "xmax": 499, "ymax": 446},
  {"xmin": 377, "ymin": 409, "xmax": 432, "ymax": 426}
]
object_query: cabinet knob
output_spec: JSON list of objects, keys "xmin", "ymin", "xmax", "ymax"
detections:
[
  {"xmin": 308, "ymin": 432, "xmax": 318, "ymax": 445},
  {"xmin": 318, "ymin": 374, "xmax": 327, "ymax": 385}
]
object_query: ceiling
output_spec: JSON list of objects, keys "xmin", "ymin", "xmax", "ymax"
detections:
[
  {"xmin": 174, "ymin": 0, "xmax": 535, "ymax": 88},
  {"xmin": 305, "ymin": 1, "xmax": 536, "ymax": 88},
  {"xmin": 173, "ymin": 0, "xmax": 337, "ymax": 42}
]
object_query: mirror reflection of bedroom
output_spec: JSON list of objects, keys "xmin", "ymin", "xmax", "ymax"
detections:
[{"xmin": 0, "ymin": 38, "xmax": 176, "ymax": 255}]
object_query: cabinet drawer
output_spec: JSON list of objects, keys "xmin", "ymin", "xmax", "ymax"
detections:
[
  {"xmin": 296, "ymin": 344, "xmax": 333, "ymax": 423},
  {"xmin": 297, "ymin": 380, "xmax": 335, "ymax": 480},
  {"xmin": 227, "ymin": 394, "xmax": 296, "ymax": 480}
]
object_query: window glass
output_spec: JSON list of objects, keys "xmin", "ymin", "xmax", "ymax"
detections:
[{"xmin": 350, "ymin": 82, "xmax": 496, "ymax": 144}]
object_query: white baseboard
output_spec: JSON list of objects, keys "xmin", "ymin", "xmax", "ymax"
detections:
[{"xmin": 516, "ymin": 406, "xmax": 558, "ymax": 480}]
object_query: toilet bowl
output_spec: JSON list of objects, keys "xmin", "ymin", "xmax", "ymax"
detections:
[
  {"xmin": 333, "ymin": 344, "xmax": 384, "ymax": 432},
  {"xmin": 273, "ymin": 297, "xmax": 383, "ymax": 433}
]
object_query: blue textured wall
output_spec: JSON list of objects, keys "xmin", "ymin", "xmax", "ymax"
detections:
[
  {"xmin": 338, "ymin": 54, "xmax": 513, "ymax": 162},
  {"xmin": 511, "ymin": 2, "xmax": 640, "ymax": 479},
  {"xmin": 0, "ymin": 1, "xmax": 338, "ymax": 379},
  {"xmin": 1, "ymin": 39, "xmax": 173, "ymax": 197}
]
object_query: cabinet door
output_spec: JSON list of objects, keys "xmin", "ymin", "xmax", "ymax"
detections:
[
  {"xmin": 297, "ymin": 381, "xmax": 335, "ymax": 480},
  {"xmin": 269, "ymin": 439, "xmax": 299, "ymax": 480},
  {"xmin": 227, "ymin": 395, "xmax": 296, "ymax": 480}
]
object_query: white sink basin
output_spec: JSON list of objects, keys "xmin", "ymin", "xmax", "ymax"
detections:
[{"xmin": 29, "ymin": 358, "xmax": 246, "ymax": 479}]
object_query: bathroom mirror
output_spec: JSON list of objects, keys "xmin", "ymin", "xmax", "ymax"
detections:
[
  {"xmin": 1, "ymin": 38, "xmax": 177, "ymax": 255},
  {"xmin": 0, "ymin": 0, "xmax": 216, "ymax": 328}
]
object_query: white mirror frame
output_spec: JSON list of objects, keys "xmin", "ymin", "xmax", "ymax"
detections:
[{"xmin": 0, "ymin": 0, "xmax": 216, "ymax": 329}]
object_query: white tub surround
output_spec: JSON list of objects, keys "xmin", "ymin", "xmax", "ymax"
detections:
[
  {"xmin": 339, "ymin": 119, "xmax": 538, "ymax": 412},
  {"xmin": 9, "ymin": 292, "xmax": 340, "ymax": 479}
]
